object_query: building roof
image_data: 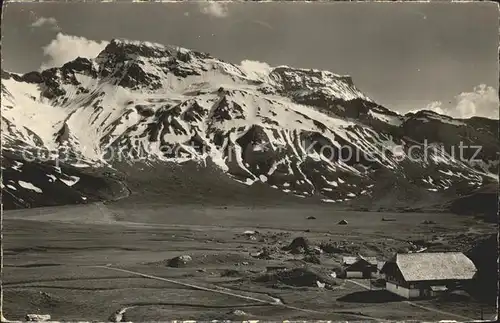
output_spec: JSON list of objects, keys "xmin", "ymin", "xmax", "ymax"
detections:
[
  {"xmin": 430, "ymin": 285, "xmax": 448, "ymax": 292},
  {"xmin": 394, "ymin": 252, "xmax": 477, "ymax": 282},
  {"xmin": 342, "ymin": 256, "xmax": 358, "ymax": 265},
  {"xmin": 359, "ymin": 255, "xmax": 378, "ymax": 265},
  {"xmin": 343, "ymin": 255, "xmax": 378, "ymax": 266}
]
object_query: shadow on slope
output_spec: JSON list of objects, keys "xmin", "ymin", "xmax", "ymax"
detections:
[
  {"xmin": 1, "ymin": 151, "xmax": 129, "ymax": 210},
  {"xmin": 447, "ymin": 184, "xmax": 498, "ymax": 223},
  {"xmin": 108, "ymin": 159, "xmax": 322, "ymax": 207}
]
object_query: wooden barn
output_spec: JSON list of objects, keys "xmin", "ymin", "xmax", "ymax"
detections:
[
  {"xmin": 342, "ymin": 255, "xmax": 378, "ymax": 278},
  {"xmin": 380, "ymin": 252, "xmax": 477, "ymax": 299}
]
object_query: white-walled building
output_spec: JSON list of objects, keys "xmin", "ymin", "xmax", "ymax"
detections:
[{"xmin": 380, "ymin": 252, "xmax": 477, "ymax": 299}]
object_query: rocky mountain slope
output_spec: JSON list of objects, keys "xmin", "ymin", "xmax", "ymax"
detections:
[{"xmin": 1, "ymin": 39, "xmax": 498, "ymax": 212}]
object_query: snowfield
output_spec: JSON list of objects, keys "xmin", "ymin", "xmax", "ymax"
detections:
[{"xmin": 1, "ymin": 38, "xmax": 498, "ymax": 210}]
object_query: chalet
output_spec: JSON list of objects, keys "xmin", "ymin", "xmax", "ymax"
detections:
[
  {"xmin": 342, "ymin": 255, "xmax": 378, "ymax": 278},
  {"xmin": 380, "ymin": 252, "xmax": 477, "ymax": 299}
]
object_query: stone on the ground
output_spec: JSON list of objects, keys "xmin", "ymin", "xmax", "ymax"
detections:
[
  {"xmin": 108, "ymin": 307, "xmax": 129, "ymax": 322},
  {"xmin": 25, "ymin": 314, "xmax": 51, "ymax": 322},
  {"xmin": 283, "ymin": 236, "xmax": 310, "ymax": 254},
  {"xmin": 230, "ymin": 309, "xmax": 248, "ymax": 316},
  {"xmin": 167, "ymin": 255, "xmax": 193, "ymax": 267}
]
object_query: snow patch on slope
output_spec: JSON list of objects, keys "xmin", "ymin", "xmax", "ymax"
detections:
[{"xmin": 18, "ymin": 181, "xmax": 43, "ymax": 193}]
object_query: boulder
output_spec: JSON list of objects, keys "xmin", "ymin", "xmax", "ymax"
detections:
[
  {"xmin": 167, "ymin": 255, "xmax": 192, "ymax": 267},
  {"xmin": 229, "ymin": 309, "xmax": 247, "ymax": 317},
  {"xmin": 25, "ymin": 314, "xmax": 51, "ymax": 322},
  {"xmin": 283, "ymin": 236, "xmax": 310, "ymax": 254}
]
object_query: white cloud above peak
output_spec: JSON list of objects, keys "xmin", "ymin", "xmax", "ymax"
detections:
[
  {"xmin": 421, "ymin": 84, "xmax": 499, "ymax": 119},
  {"xmin": 30, "ymin": 17, "xmax": 60, "ymax": 31},
  {"xmin": 239, "ymin": 59, "xmax": 272, "ymax": 80},
  {"xmin": 423, "ymin": 101, "xmax": 447, "ymax": 116},
  {"xmin": 40, "ymin": 33, "xmax": 109, "ymax": 70},
  {"xmin": 199, "ymin": 2, "xmax": 229, "ymax": 18},
  {"xmin": 455, "ymin": 84, "xmax": 498, "ymax": 119}
]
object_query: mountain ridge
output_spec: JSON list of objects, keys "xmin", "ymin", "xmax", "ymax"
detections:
[{"xmin": 1, "ymin": 38, "xmax": 498, "ymax": 214}]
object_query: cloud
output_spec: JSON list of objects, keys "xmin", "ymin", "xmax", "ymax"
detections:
[
  {"xmin": 423, "ymin": 101, "xmax": 447, "ymax": 115},
  {"xmin": 199, "ymin": 2, "xmax": 229, "ymax": 18},
  {"xmin": 421, "ymin": 84, "xmax": 499, "ymax": 119},
  {"xmin": 40, "ymin": 33, "xmax": 109, "ymax": 70},
  {"xmin": 239, "ymin": 60, "xmax": 272, "ymax": 79},
  {"xmin": 455, "ymin": 84, "xmax": 498, "ymax": 119},
  {"xmin": 30, "ymin": 17, "xmax": 60, "ymax": 30}
]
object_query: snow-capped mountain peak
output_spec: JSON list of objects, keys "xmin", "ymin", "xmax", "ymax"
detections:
[{"xmin": 1, "ymin": 38, "xmax": 498, "ymax": 210}]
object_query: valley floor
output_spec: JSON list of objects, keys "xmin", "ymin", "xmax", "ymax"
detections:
[{"xmin": 2, "ymin": 203, "xmax": 497, "ymax": 321}]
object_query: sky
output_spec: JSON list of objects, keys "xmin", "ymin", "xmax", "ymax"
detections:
[{"xmin": 1, "ymin": 1, "xmax": 499, "ymax": 118}]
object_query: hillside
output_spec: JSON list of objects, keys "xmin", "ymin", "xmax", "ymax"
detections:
[{"xmin": 1, "ymin": 39, "xmax": 498, "ymax": 213}]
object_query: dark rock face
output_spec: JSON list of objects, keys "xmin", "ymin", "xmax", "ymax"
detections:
[
  {"xmin": 101, "ymin": 39, "xmax": 170, "ymax": 59},
  {"xmin": 62, "ymin": 57, "xmax": 96, "ymax": 76},
  {"xmin": 135, "ymin": 105, "xmax": 155, "ymax": 117},
  {"xmin": 55, "ymin": 122, "xmax": 71, "ymax": 145},
  {"xmin": 271, "ymin": 67, "xmax": 355, "ymax": 92},
  {"xmin": 41, "ymin": 86, "xmax": 66, "ymax": 100},
  {"xmin": 117, "ymin": 62, "xmax": 162, "ymax": 89},
  {"xmin": 400, "ymin": 111, "xmax": 499, "ymax": 164},
  {"xmin": 212, "ymin": 97, "xmax": 246, "ymax": 122},
  {"xmin": 39, "ymin": 69, "xmax": 67, "ymax": 99},
  {"xmin": 21, "ymin": 71, "xmax": 44, "ymax": 84},
  {"xmin": 183, "ymin": 101, "xmax": 207, "ymax": 123},
  {"xmin": 1, "ymin": 69, "xmax": 12, "ymax": 79},
  {"xmin": 97, "ymin": 39, "xmax": 206, "ymax": 82}
]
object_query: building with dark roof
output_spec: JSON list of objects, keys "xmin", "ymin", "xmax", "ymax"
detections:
[{"xmin": 342, "ymin": 255, "xmax": 378, "ymax": 278}]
